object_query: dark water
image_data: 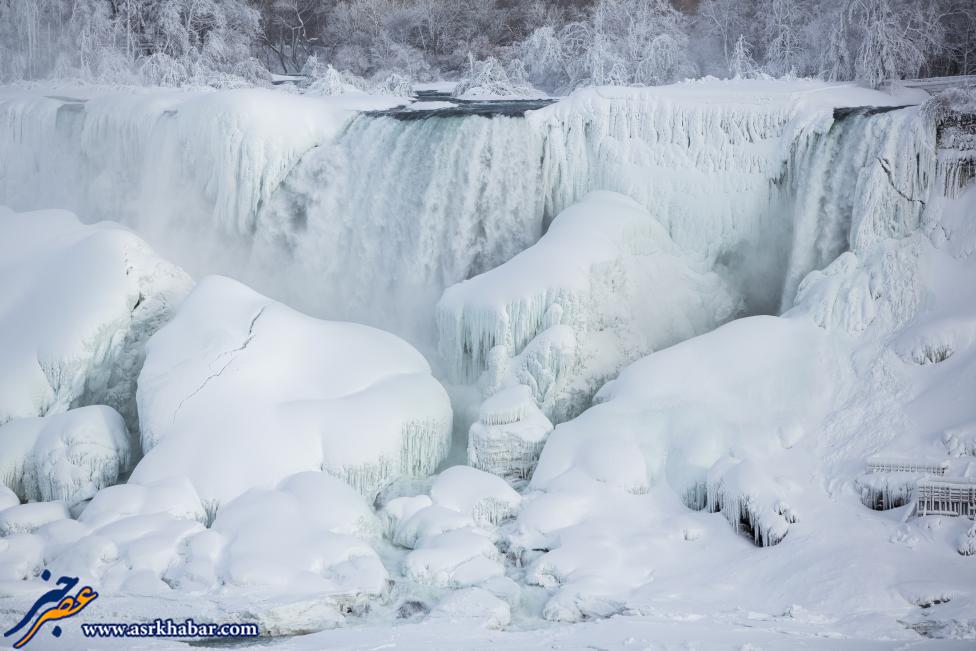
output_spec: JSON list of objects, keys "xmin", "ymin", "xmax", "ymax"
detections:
[{"xmin": 367, "ymin": 89, "xmax": 556, "ymax": 120}]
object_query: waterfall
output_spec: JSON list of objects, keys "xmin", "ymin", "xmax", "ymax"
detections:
[
  {"xmin": 779, "ymin": 106, "xmax": 934, "ymax": 311},
  {"xmin": 0, "ymin": 86, "xmax": 939, "ymax": 352}
]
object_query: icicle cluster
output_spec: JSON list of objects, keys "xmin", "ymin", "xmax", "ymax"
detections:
[
  {"xmin": 698, "ymin": 458, "xmax": 797, "ymax": 548},
  {"xmin": 468, "ymin": 385, "xmax": 553, "ymax": 483}
]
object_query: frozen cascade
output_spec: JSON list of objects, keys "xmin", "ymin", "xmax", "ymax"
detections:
[
  {"xmin": 0, "ymin": 86, "xmax": 936, "ymax": 353},
  {"xmin": 779, "ymin": 106, "xmax": 934, "ymax": 310},
  {"xmin": 253, "ymin": 113, "xmax": 548, "ymax": 331}
]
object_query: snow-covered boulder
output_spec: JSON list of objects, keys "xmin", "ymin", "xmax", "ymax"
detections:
[
  {"xmin": 207, "ymin": 471, "xmax": 387, "ymax": 596},
  {"xmin": 437, "ymin": 191, "xmax": 741, "ymax": 422},
  {"xmin": 429, "ymin": 466, "xmax": 521, "ymax": 527},
  {"xmin": 531, "ymin": 315, "xmax": 844, "ymax": 497},
  {"xmin": 403, "ymin": 528, "xmax": 505, "ymax": 588},
  {"xmin": 429, "ymin": 587, "xmax": 511, "ymax": 629},
  {"xmin": 468, "ymin": 385, "xmax": 553, "ymax": 483},
  {"xmin": 0, "ymin": 406, "xmax": 131, "ymax": 506},
  {"xmin": 0, "ymin": 208, "xmax": 192, "ymax": 430},
  {"xmin": 78, "ymin": 477, "xmax": 206, "ymax": 529},
  {"xmin": 0, "ymin": 486, "xmax": 18, "ymax": 511},
  {"xmin": 0, "ymin": 502, "xmax": 70, "ymax": 536},
  {"xmin": 133, "ymin": 276, "xmax": 453, "ymax": 506}
]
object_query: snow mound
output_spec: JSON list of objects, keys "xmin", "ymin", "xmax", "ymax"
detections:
[
  {"xmin": 437, "ymin": 191, "xmax": 741, "ymax": 421},
  {"xmin": 0, "ymin": 486, "xmax": 18, "ymax": 511},
  {"xmin": 468, "ymin": 385, "xmax": 553, "ymax": 483},
  {"xmin": 0, "ymin": 502, "xmax": 70, "ymax": 536},
  {"xmin": 403, "ymin": 528, "xmax": 504, "ymax": 588},
  {"xmin": 429, "ymin": 586, "xmax": 511, "ymax": 629},
  {"xmin": 133, "ymin": 275, "xmax": 453, "ymax": 506},
  {"xmin": 531, "ymin": 315, "xmax": 843, "ymax": 495},
  {"xmin": 429, "ymin": 466, "xmax": 521, "ymax": 527},
  {"xmin": 0, "ymin": 208, "xmax": 192, "ymax": 430},
  {"xmin": 78, "ymin": 477, "xmax": 206, "ymax": 529},
  {"xmin": 208, "ymin": 471, "xmax": 386, "ymax": 597},
  {"xmin": 0, "ymin": 406, "xmax": 131, "ymax": 506}
]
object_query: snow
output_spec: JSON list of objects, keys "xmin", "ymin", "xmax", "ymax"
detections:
[
  {"xmin": 0, "ymin": 406, "xmax": 131, "ymax": 506},
  {"xmin": 438, "ymin": 191, "xmax": 741, "ymax": 422},
  {"xmin": 0, "ymin": 207, "xmax": 191, "ymax": 431},
  {"xmin": 133, "ymin": 275, "xmax": 453, "ymax": 506},
  {"xmin": 0, "ymin": 501, "xmax": 70, "ymax": 536},
  {"xmin": 429, "ymin": 587, "xmax": 512, "ymax": 629},
  {"xmin": 78, "ymin": 477, "xmax": 207, "ymax": 529},
  {"xmin": 1, "ymin": 78, "xmax": 976, "ymax": 647},
  {"xmin": 429, "ymin": 466, "xmax": 521, "ymax": 527}
]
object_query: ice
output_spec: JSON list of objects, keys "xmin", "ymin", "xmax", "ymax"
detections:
[
  {"xmin": 959, "ymin": 522, "xmax": 976, "ymax": 556},
  {"xmin": 0, "ymin": 207, "xmax": 191, "ymax": 431},
  {"xmin": 437, "ymin": 191, "xmax": 741, "ymax": 421},
  {"xmin": 468, "ymin": 385, "xmax": 553, "ymax": 483},
  {"xmin": 0, "ymin": 406, "xmax": 131, "ymax": 506},
  {"xmin": 133, "ymin": 275, "xmax": 453, "ymax": 506},
  {"xmin": 697, "ymin": 457, "xmax": 798, "ymax": 547}
]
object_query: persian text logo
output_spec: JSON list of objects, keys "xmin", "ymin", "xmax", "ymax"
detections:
[{"xmin": 3, "ymin": 570, "xmax": 98, "ymax": 648}]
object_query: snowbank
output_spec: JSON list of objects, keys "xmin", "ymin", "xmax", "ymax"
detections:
[
  {"xmin": 133, "ymin": 275, "xmax": 453, "ymax": 506},
  {"xmin": 0, "ymin": 406, "xmax": 131, "ymax": 506},
  {"xmin": 0, "ymin": 208, "xmax": 191, "ymax": 430}
]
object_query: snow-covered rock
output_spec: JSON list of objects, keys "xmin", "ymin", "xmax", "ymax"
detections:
[
  {"xmin": 531, "ymin": 315, "xmax": 844, "ymax": 496},
  {"xmin": 429, "ymin": 586, "xmax": 511, "ymax": 629},
  {"xmin": 403, "ymin": 528, "xmax": 504, "ymax": 588},
  {"xmin": 438, "ymin": 191, "xmax": 741, "ymax": 422},
  {"xmin": 429, "ymin": 466, "xmax": 521, "ymax": 527},
  {"xmin": 0, "ymin": 502, "xmax": 70, "ymax": 536},
  {"xmin": 133, "ymin": 275, "xmax": 453, "ymax": 506},
  {"xmin": 207, "ymin": 471, "xmax": 387, "ymax": 596},
  {"xmin": 467, "ymin": 385, "xmax": 553, "ymax": 483},
  {"xmin": 78, "ymin": 477, "xmax": 206, "ymax": 529},
  {"xmin": 0, "ymin": 485, "xmax": 18, "ymax": 511},
  {"xmin": 0, "ymin": 208, "xmax": 191, "ymax": 430},
  {"xmin": 0, "ymin": 406, "xmax": 131, "ymax": 506}
]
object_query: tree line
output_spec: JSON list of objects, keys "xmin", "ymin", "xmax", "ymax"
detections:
[{"xmin": 0, "ymin": 0, "xmax": 973, "ymax": 92}]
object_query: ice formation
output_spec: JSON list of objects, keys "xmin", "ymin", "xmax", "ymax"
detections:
[
  {"xmin": 0, "ymin": 208, "xmax": 191, "ymax": 430},
  {"xmin": 133, "ymin": 275, "xmax": 453, "ymax": 506},
  {"xmin": 438, "ymin": 191, "xmax": 742, "ymax": 422},
  {"xmin": 960, "ymin": 522, "xmax": 976, "ymax": 556},
  {"xmin": 467, "ymin": 385, "xmax": 553, "ymax": 483},
  {"xmin": 0, "ymin": 406, "xmax": 131, "ymax": 506}
]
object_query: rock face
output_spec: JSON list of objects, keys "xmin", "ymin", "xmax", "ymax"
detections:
[
  {"xmin": 0, "ymin": 208, "xmax": 192, "ymax": 431},
  {"xmin": 0, "ymin": 405, "xmax": 132, "ymax": 506},
  {"xmin": 133, "ymin": 275, "xmax": 453, "ymax": 507}
]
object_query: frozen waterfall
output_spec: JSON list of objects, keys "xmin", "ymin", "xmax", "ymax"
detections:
[{"xmin": 0, "ymin": 85, "xmax": 939, "ymax": 355}]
